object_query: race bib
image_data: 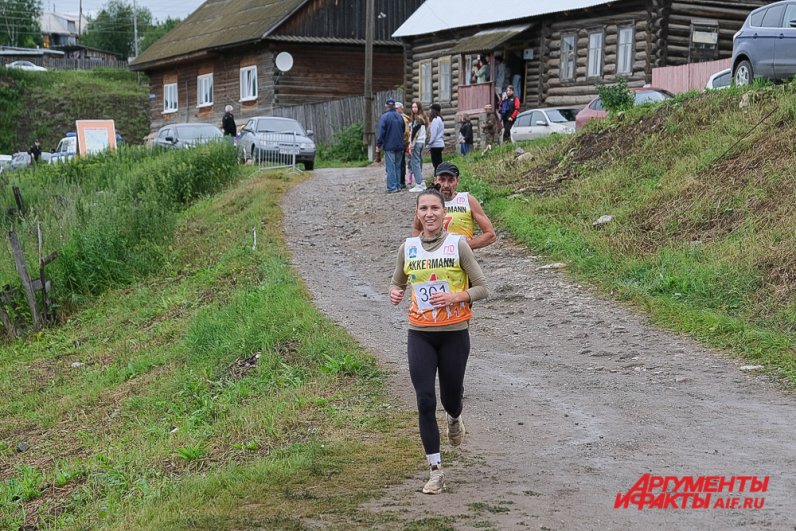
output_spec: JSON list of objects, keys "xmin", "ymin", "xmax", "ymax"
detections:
[{"xmin": 412, "ymin": 280, "xmax": 450, "ymax": 312}]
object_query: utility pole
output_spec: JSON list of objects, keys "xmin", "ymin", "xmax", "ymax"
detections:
[
  {"xmin": 363, "ymin": 0, "xmax": 374, "ymax": 161},
  {"xmin": 132, "ymin": 0, "xmax": 139, "ymax": 57}
]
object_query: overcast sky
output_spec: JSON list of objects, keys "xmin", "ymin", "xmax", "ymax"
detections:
[{"xmin": 48, "ymin": 0, "xmax": 205, "ymax": 23}]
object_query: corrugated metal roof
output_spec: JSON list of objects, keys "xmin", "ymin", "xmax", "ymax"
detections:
[
  {"xmin": 449, "ymin": 25, "xmax": 530, "ymax": 54},
  {"xmin": 130, "ymin": 0, "xmax": 308, "ymax": 68},
  {"xmin": 393, "ymin": 0, "xmax": 615, "ymax": 37}
]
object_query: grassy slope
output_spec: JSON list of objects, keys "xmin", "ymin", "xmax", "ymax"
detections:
[
  {"xmin": 456, "ymin": 84, "xmax": 795, "ymax": 383},
  {"xmin": 0, "ymin": 170, "xmax": 418, "ymax": 529},
  {"xmin": 0, "ymin": 68, "xmax": 149, "ymax": 153}
]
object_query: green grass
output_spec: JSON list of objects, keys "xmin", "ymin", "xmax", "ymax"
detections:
[
  {"xmin": 0, "ymin": 169, "xmax": 419, "ymax": 529},
  {"xmin": 0, "ymin": 67, "xmax": 150, "ymax": 152},
  {"xmin": 452, "ymin": 83, "xmax": 796, "ymax": 383}
]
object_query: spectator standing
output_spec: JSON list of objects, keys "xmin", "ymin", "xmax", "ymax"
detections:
[
  {"xmin": 459, "ymin": 115, "xmax": 473, "ymax": 156},
  {"xmin": 494, "ymin": 55, "xmax": 506, "ymax": 96},
  {"xmin": 376, "ymin": 97, "xmax": 406, "ymax": 193},
  {"xmin": 28, "ymin": 139, "xmax": 42, "ymax": 163},
  {"xmin": 474, "ymin": 54, "xmax": 490, "ymax": 84},
  {"xmin": 395, "ymin": 102, "xmax": 411, "ymax": 190},
  {"xmin": 222, "ymin": 105, "xmax": 237, "ymax": 142},
  {"xmin": 427, "ymin": 103, "xmax": 445, "ymax": 174},
  {"xmin": 508, "ymin": 52, "xmax": 524, "ymax": 102},
  {"xmin": 498, "ymin": 86, "xmax": 520, "ymax": 143},
  {"xmin": 480, "ymin": 103, "xmax": 500, "ymax": 150},
  {"xmin": 409, "ymin": 100, "xmax": 428, "ymax": 191}
]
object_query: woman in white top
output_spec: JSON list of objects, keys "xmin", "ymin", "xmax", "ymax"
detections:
[{"xmin": 409, "ymin": 100, "xmax": 428, "ymax": 191}]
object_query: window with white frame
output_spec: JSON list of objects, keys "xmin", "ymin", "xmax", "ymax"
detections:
[
  {"xmin": 439, "ymin": 57, "xmax": 451, "ymax": 101},
  {"xmin": 197, "ymin": 73, "xmax": 213, "ymax": 107},
  {"xmin": 419, "ymin": 60, "xmax": 432, "ymax": 103},
  {"xmin": 561, "ymin": 34, "xmax": 576, "ymax": 81},
  {"xmin": 240, "ymin": 66, "xmax": 257, "ymax": 101},
  {"xmin": 617, "ymin": 26, "xmax": 634, "ymax": 75},
  {"xmin": 587, "ymin": 31, "xmax": 604, "ymax": 78},
  {"xmin": 163, "ymin": 82, "xmax": 178, "ymax": 113}
]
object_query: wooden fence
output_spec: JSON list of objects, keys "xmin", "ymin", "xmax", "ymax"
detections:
[
  {"xmin": 271, "ymin": 88, "xmax": 404, "ymax": 145},
  {"xmin": 652, "ymin": 58, "xmax": 732, "ymax": 94},
  {"xmin": 1, "ymin": 57, "xmax": 128, "ymax": 71}
]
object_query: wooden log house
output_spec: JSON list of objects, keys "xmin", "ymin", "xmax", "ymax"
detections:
[
  {"xmin": 394, "ymin": 0, "xmax": 775, "ymax": 146},
  {"xmin": 130, "ymin": 0, "xmax": 422, "ymax": 132}
]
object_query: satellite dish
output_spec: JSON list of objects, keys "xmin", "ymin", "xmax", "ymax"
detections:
[{"xmin": 275, "ymin": 52, "xmax": 294, "ymax": 73}]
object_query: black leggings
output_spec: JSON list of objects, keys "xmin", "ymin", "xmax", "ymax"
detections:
[
  {"xmin": 430, "ymin": 147, "xmax": 444, "ymax": 174},
  {"xmin": 407, "ymin": 329, "xmax": 470, "ymax": 455}
]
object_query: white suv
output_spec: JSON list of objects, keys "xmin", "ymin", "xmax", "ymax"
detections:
[{"xmin": 50, "ymin": 134, "xmax": 77, "ymax": 164}]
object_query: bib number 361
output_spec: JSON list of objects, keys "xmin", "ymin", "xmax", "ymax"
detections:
[{"xmin": 412, "ymin": 280, "xmax": 450, "ymax": 312}]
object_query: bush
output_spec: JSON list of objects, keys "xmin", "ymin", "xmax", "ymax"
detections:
[
  {"xmin": 596, "ymin": 77, "xmax": 634, "ymax": 114},
  {"xmin": 317, "ymin": 122, "xmax": 367, "ymax": 162},
  {"xmin": 0, "ymin": 142, "xmax": 240, "ymax": 309}
]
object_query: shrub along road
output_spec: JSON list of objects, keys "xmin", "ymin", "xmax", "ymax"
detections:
[{"xmin": 282, "ymin": 166, "xmax": 796, "ymax": 529}]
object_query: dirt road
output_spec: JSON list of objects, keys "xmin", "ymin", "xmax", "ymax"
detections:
[{"xmin": 282, "ymin": 167, "xmax": 796, "ymax": 530}]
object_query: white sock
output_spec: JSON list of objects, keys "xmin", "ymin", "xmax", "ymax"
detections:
[{"xmin": 427, "ymin": 453, "xmax": 441, "ymax": 467}]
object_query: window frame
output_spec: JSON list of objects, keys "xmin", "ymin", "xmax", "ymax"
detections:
[
  {"xmin": 587, "ymin": 29, "xmax": 604, "ymax": 79},
  {"xmin": 239, "ymin": 66, "xmax": 258, "ymax": 102},
  {"xmin": 163, "ymin": 82, "xmax": 178, "ymax": 114},
  {"xmin": 197, "ymin": 73, "xmax": 214, "ymax": 108},
  {"xmin": 617, "ymin": 25, "xmax": 635, "ymax": 75},
  {"xmin": 438, "ymin": 56, "xmax": 452, "ymax": 102},
  {"xmin": 419, "ymin": 60, "xmax": 433, "ymax": 104},
  {"xmin": 560, "ymin": 33, "xmax": 577, "ymax": 81}
]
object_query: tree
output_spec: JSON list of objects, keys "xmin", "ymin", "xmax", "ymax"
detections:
[
  {"xmin": 139, "ymin": 17, "xmax": 180, "ymax": 53},
  {"xmin": 81, "ymin": 0, "xmax": 152, "ymax": 58},
  {"xmin": 0, "ymin": 0, "xmax": 42, "ymax": 47}
]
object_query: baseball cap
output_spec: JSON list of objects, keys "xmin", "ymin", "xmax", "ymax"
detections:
[
  {"xmin": 385, "ymin": 97, "xmax": 395, "ymax": 105},
  {"xmin": 435, "ymin": 161, "xmax": 459, "ymax": 177}
]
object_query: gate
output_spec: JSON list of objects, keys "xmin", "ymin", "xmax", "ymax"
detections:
[{"xmin": 247, "ymin": 132, "xmax": 300, "ymax": 171}]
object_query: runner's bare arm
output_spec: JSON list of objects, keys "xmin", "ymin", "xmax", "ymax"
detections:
[
  {"xmin": 467, "ymin": 195, "xmax": 497, "ymax": 250},
  {"xmin": 389, "ymin": 243, "xmax": 409, "ymax": 304}
]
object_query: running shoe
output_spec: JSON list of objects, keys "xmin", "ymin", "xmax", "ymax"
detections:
[
  {"xmin": 423, "ymin": 465, "xmax": 445, "ymax": 494},
  {"xmin": 409, "ymin": 183, "xmax": 426, "ymax": 193},
  {"xmin": 447, "ymin": 414, "xmax": 465, "ymax": 447}
]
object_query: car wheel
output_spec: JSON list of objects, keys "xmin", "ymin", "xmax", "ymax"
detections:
[
  {"xmin": 734, "ymin": 60, "xmax": 753, "ymax": 87},
  {"xmin": 251, "ymin": 145, "xmax": 257, "ymax": 163},
  {"xmin": 303, "ymin": 160, "xmax": 314, "ymax": 171}
]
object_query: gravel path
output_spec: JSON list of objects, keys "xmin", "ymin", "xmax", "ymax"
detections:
[{"xmin": 282, "ymin": 167, "xmax": 796, "ymax": 530}]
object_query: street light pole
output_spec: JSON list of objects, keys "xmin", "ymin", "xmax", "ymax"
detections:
[{"xmin": 363, "ymin": 0, "xmax": 374, "ymax": 161}]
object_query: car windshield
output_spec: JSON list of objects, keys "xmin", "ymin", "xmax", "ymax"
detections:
[
  {"xmin": 634, "ymin": 90, "xmax": 670, "ymax": 104},
  {"xmin": 547, "ymin": 108, "xmax": 580, "ymax": 122},
  {"xmin": 176, "ymin": 125, "xmax": 221, "ymax": 140},
  {"xmin": 256, "ymin": 119, "xmax": 305, "ymax": 135}
]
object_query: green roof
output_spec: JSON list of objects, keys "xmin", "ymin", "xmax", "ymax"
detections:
[{"xmin": 130, "ymin": 0, "xmax": 307, "ymax": 68}]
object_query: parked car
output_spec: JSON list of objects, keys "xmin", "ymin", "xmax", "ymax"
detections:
[
  {"xmin": 10, "ymin": 152, "xmax": 32, "ymax": 169},
  {"xmin": 238, "ymin": 116, "xmax": 316, "ymax": 170},
  {"xmin": 154, "ymin": 123, "xmax": 223, "ymax": 149},
  {"xmin": 5, "ymin": 60, "xmax": 47, "ymax": 72},
  {"xmin": 0, "ymin": 154, "xmax": 11, "ymax": 171},
  {"xmin": 510, "ymin": 107, "xmax": 580, "ymax": 142},
  {"xmin": 706, "ymin": 68, "xmax": 732, "ymax": 90},
  {"xmin": 575, "ymin": 87, "xmax": 674, "ymax": 130},
  {"xmin": 732, "ymin": 0, "xmax": 796, "ymax": 86},
  {"xmin": 49, "ymin": 133, "xmax": 77, "ymax": 164}
]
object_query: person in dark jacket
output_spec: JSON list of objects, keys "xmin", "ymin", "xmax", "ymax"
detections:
[
  {"xmin": 222, "ymin": 105, "xmax": 237, "ymax": 142},
  {"xmin": 498, "ymin": 86, "xmax": 520, "ymax": 143},
  {"xmin": 459, "ymin": 115, "xmax": 473, "ymax": 155},
  {"xmin": 376, "ymin": 97, "xmax": 406, "ymax": 193},
  {"xmin": 28, "ymin": 139, "xmax": 42, "ymax": 163}
]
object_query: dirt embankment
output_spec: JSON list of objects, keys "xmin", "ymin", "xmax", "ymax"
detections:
[{"xmin": 282, "ymin": 167, "xmax": 796, "ymax": 530}]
